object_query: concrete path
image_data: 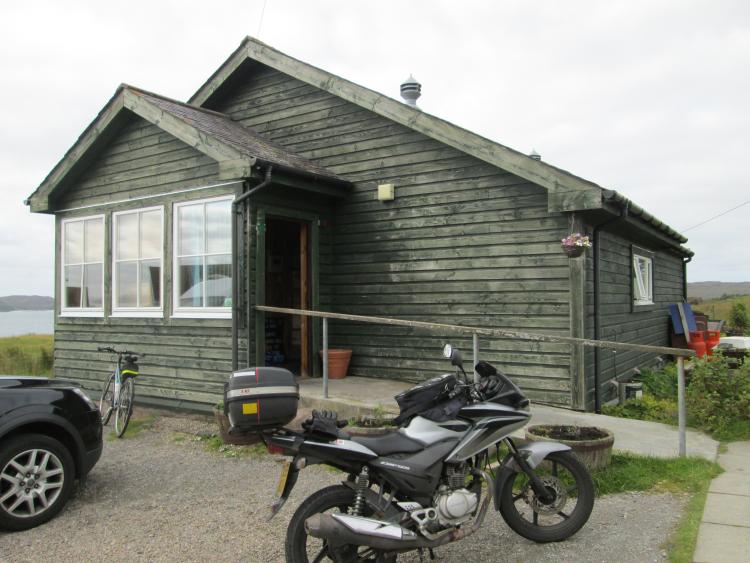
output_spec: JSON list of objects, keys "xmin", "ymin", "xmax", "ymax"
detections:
[
  {"xmin": 299, "ymin": 376, "xmax": 718, "ymax": 460},
  {"xmin": 693, "ymin": 441, "xmax": 750, "ymax": 563}
]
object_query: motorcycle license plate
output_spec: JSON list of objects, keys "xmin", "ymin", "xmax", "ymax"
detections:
[{"xmin": 276, "ymin": 460, "xmax": 291, "ymax": 497}]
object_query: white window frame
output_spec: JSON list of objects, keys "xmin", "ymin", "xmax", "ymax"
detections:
[
  {"xmin": 111, "ymin": 206, "xmax": 164, "ymax": 318},
  {"xmin": 60, "ymin": 214, "xmax": 105, "ymax": 317},
  {"xmin": 172, "ymin": 195, "xmax": 234, "ymax": 319},
  {"xmin": 632, "ymin": 251, "xmax": 654, "ymax": 307}
]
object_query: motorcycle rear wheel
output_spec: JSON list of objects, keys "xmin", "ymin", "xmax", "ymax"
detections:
[
  {"xmin": 498, "ymin": 451, "xmax": 594, "ymax": 543},
  {"xmin": 285, "ymin": 484, "xmax": 396, "ymax": 563}
]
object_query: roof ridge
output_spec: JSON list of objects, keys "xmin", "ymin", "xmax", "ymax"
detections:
[{"xmin": 122, "ymin": 83, "xmax": 233, "ymax": 119}]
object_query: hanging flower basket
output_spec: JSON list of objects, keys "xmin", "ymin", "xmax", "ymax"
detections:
[{"xmin": 561, "ymin": 233, "xmax": 591, "ymax": 258}]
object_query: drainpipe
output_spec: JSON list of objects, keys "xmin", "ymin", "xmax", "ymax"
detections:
[
  {"xmin": 593, "ymin": 203, "xmax": 629, "ymax": 413},
  {"xmin": 231, "ymin": 166, "xmax": 273, "ymax": 371}
]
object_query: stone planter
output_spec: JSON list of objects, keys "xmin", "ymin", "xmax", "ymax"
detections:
[
  {"xmin": 525, "ymin": 425, "xmax": 614, "ymax": 470},
  {"xmin": 320, "ymin": 348, "xmax": 353, "ymax": 379},
  {"xmin": 213, "ymin": 407, "xmax": 261, "ymax": 446}
]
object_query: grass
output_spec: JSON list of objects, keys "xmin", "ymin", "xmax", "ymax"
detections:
[
  {"xmin": 105, "ymin": 415, "xmax": 157, "ymax": 441},
  {"xmin": 696, "ymin": 294, "xmax": 750, "ymax": 325},
  {"xmin": 194, "ymin": 433, "xmax": 268, "ymax": 458},
  {"xmin": 591, "ymin": 452, "xmax": 721, "ymax": 496},
  {"xmin": 667, "ymin": 481, "xmax": 713, "ymax": 563},
  {"xmin": 0, "ymin": 334, "xmax": 54, "ymax": 376}
]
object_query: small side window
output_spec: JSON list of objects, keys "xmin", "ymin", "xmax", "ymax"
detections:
[{"xmin": 632, "ymin": 247, "xmax": 654, "ymax": 307}]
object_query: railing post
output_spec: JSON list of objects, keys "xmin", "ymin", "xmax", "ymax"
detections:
[
  {"xmin": 472, "ymin": 333, "xmax": 479, "ymax": 383},
  {"xmin": 677, "ymin": 355, "xmax": 687, "ymax": 457},
  {"xmin": 322, "ymin": 317, "xmax": 329, "ymax": 399}
]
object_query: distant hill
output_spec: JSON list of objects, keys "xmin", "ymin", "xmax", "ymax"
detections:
[
  {"xmin": 688, "ymin": 282, "xmax": 750, "ymax": 300},
  {"xmin": 0, "ymin": 295, "xmax": 54, "ymax": 312}
]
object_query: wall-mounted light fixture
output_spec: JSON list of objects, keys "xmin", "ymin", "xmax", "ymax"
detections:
[{"xmin": 377, "ymin": 183, "xmax": 395, "ymax": 201}]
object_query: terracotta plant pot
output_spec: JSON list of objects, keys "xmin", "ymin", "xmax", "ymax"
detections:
[
  {"xmin": 320, "ymin": 348, "xmax": 353, "ymax": 379},
  {"xmin": 213, "ymin": 407, "xmax": 261, "ymax": 446},
  {"xmin": 525, "ymin": 424, "xmax": 614, "ymax": 470}
]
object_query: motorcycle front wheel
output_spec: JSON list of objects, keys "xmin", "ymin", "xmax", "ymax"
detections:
[
  {"xmin": 498, "ymin": 451, "xmax": 594, "ymax": 543},
  {"xmin": 285, "ymin": 484, "xmax": 395, "ymax": 563}
]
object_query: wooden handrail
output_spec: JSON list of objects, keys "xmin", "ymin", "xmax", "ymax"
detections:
[{"xmin": 255, "ymin": 305, "xmax": 695, "ymax": 357}]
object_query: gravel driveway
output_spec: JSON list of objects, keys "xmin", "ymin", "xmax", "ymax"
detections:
[{"xmin": 0, "ymin": 412, "xmax": 683, "ymax": 562}]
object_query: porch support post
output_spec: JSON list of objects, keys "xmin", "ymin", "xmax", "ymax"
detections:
[
  {"xmin": 473, "ymin": 333, "xmax": 479, "ymax": 383},
  {"xmin": 568, "ymin": 215, "xmax": 587, "ymax": 410},
  {"xmin": 323, "ymin": 317, "xmax": 329, "ymax": 398}
]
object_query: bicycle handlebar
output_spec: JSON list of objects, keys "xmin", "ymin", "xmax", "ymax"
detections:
[{"xmin": 97, "ymin": 346, "xmax": 145, "ymax": 358}]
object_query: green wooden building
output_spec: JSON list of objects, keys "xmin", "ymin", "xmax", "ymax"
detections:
[{"xmin": 26, "ymin": 37, "xmax": 693, "ymax": 412}]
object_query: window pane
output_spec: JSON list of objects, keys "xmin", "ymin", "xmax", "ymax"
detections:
[
  {"xmin": 139, "ymin": 259, "xmax": 161, "ymax": 308},
  {"xmin": 116, "ymin": 261, "xmax": 138, "ymax": 308},
  {"xmin": 64, "ymin": 221, "xmax": 83, "ymax": 264},
  {"xmin": 206, "ymin": 200, "xmax": 231, "ymax": 254},
  {"xmin": 140, "ymin": 210, "xmax": 162, "ymax": 259},
  {"xmin": 206, "ymin": 254, "xmax": 232, "ymax": 307},
  {"xmin": 83, "ymin": 263, "xmax": 103, "ymax": 308},
  {"xmin": 178, "ymin": 204, "xmax": 204, "ymax": 256},
  {"xmin": 85, "ymin": 218, "xmax": 103, "ymax": 263},
  {"xmin": 116, "ymin": 213, "xmax": 138, "ymax": 261},
  {"xmin": 64, "ymin": 265, "xmax": 82, "ymax": 308},
  {"xmin": 178, "ymin": 256, "xmax": 204, "ymax": 307}
]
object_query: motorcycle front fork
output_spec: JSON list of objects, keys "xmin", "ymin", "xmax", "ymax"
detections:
[{"xmin": 505, "ymin": 438, "xmax": 554, "ymax": 504}]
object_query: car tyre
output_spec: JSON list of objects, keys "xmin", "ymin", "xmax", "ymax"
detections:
[{"xmin": 0, "ymin": 433, "xmax": 75, "ymax": 531}]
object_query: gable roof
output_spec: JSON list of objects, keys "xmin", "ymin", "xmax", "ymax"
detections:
[
  {"xmin": 190, "ymin": 37, "xmax": 607, "ymax": 214},
  {"xmin": 189, "ymin": 37, "xmax": 690, "ymax": 251},
  {"xmin": 26, "ymin": 84, "xmax": 347, "ymax": 212}
]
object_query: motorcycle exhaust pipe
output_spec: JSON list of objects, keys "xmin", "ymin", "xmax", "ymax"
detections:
[
  {"xmin": 305, "ymin": 513, "xmax": 427, "ymax": 551},
  {"xmin": 305, "ymin": 469, "xmax": 494, "ymax": 552}
]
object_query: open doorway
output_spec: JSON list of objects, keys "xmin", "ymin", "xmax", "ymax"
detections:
[{"xmin": 264, "ymin": 217, "xmax": 310, "ymax": 376}]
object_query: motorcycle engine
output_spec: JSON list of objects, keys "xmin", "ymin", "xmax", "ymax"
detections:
[
  {"xmin": 435, "ymin": 488, "xmax": 478, "ymax": 525},
  {"xmin": 434, "ymin": 464, "xmax": 478, "ymax": 526}
]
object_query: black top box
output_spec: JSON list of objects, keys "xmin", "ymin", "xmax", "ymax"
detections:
[{"xmin": 224, "ymin": 367, "xmax": 299, "ymax": 432}]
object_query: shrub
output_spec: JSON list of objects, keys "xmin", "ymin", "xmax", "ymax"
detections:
[
  {"xmin": 602, "ymin": 395, "xmax": 678, "ymax": 425},
  {"xmin": 639, "ymin": 364, "xmax": 678, "ymax": 400},
  {"xmin": 729, "ymin": 302, "xmax": 749, "ymax": 333},
  {"xmin": 686, "ymin": 354, "xmax": 750, "ymax": 434}
]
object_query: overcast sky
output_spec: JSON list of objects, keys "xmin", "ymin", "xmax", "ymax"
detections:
[{"xmin": 1, "ymin": 0, "xmax": 748, "ymax": 296}]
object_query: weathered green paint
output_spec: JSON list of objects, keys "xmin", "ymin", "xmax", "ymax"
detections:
[
  {"xmin": 583, "ymin": 228, "xmax": 686, "ymax": 409},
  {"xmin": 34, "ymin": 42, "xmax": 691, "ymax": 412}
]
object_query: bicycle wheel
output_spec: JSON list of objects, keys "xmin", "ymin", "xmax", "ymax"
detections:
[
  {"xmin": 114, "ymin": 377, "xmax": 134, "ymax": 438},
  {"xmin": 99, "ymin": 373, "xmax": 115, "ymax": 426}
]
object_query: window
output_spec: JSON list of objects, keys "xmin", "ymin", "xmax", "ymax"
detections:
[
  {"xmin": 632, "ymin": 249, "xmax": 654, "ymax": 306},
  {"xmin": 173, "ymin": 196, "xmax": 233, "ymax": 317},
  {"xmin": 62, "ymin": 215, "xmax": 104, "ymax": 315},
  {"xmin": 113, "ymin": 207, "xmax": 163, "ymax": 316}
]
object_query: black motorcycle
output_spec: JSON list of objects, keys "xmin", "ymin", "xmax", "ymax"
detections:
[{"xmin": 229, "ymin": 345, "xmax": 594, "ymax": 562}]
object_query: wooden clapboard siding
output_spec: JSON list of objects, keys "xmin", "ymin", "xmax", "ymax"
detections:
[
  {"xmin": 209, "ymin": 64, "xmax": 573, "ymax": 406},
  {"xmin": 52, "ymin": 113, "xmax": 240, "ymax": 409},
  {"xmin": 583, "ymin": 229, "xmax": 685, "ymax": 409}
]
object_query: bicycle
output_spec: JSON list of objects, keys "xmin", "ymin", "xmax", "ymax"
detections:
[{"xmin": 97, "ymin": 347, "xmax": 144, "ymax": 438}]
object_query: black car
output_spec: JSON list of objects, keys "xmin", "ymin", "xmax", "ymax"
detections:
[{"xmin": 0, "ymin": 376, "xmax": 103, "ymax": 531}]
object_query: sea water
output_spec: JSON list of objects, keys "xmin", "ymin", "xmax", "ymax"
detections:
[{"xmin": 0, "ymin": 310, "xmax": 54, "ymax": 337}]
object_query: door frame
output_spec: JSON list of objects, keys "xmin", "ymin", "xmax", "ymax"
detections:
[{"xmin": 253, "ymin": 204, "xmax": 320, "ymax": 376}]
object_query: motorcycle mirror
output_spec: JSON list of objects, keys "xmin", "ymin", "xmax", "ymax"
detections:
[
  {"xmin": 451, "ymin": 348, "xmax": 463, "ymax": 368},
  {"xmin": 442, "ymin": 343, "xmax": 453, "ymax": 359}
]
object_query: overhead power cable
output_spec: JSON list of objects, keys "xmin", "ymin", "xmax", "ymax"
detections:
[{"xmin": 682, "ymin": 198, "xmax": 750, "ymax": 232}]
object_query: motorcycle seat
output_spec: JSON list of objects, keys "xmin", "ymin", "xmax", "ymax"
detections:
[{"xmin": 351, "ymin": 431, "xmax": 424, "ymax": 456}]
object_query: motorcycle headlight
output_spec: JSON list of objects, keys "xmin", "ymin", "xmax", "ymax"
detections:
[{"xmin": 73, "ymin": 388, "xmax": 98, "ymax": 411}]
